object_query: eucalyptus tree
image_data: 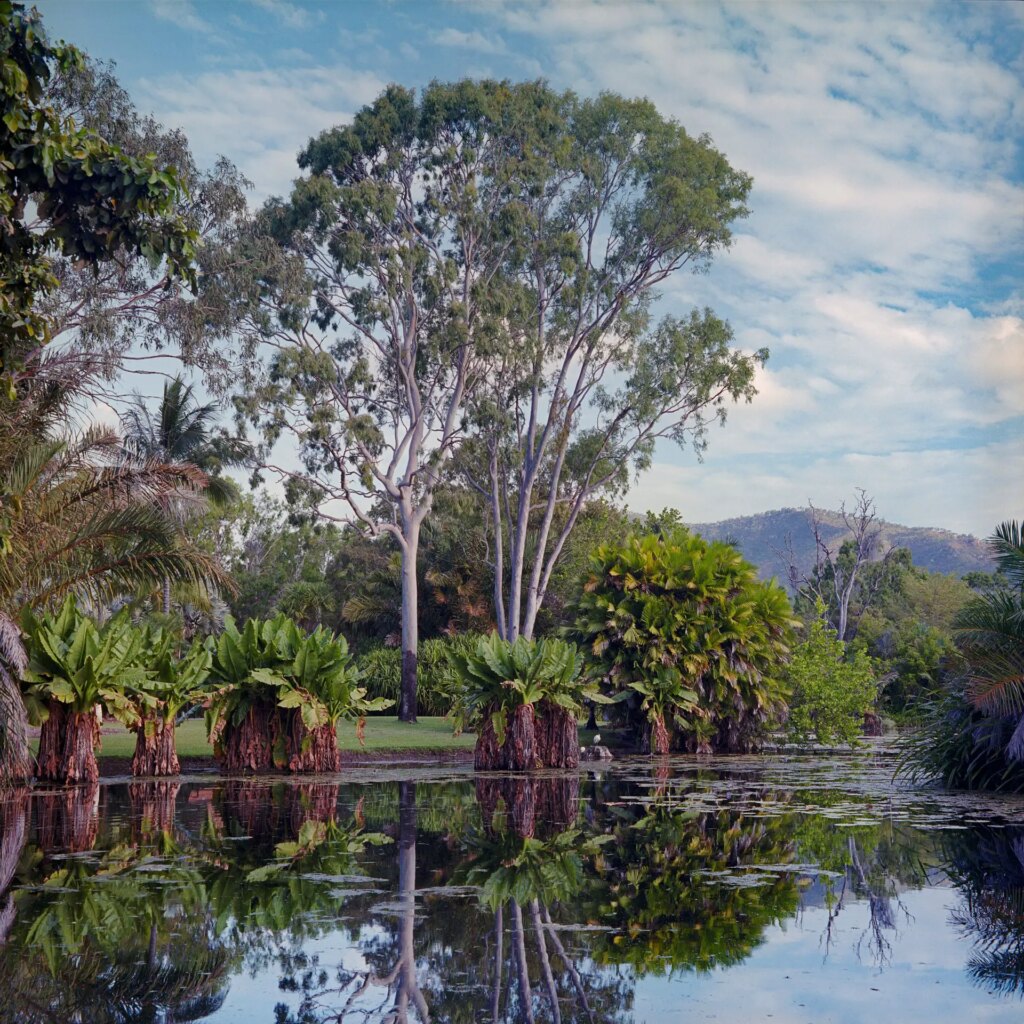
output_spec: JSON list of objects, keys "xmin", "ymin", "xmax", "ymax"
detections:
[
  {"xmin": 38, "ymin": 53, "xmax": 252, "ymax": 396},
  {"xmin": 457, "ymin": 91, "xmax": 761, "ymax": 641},
  {"xmin": 247, "ymin": 81, "xmax": 548, "ymax": 719}
]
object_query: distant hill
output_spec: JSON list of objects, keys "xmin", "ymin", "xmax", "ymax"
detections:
[{"xmin": 688, "ymin": 508, "xmax": 995, "ymax": 586}]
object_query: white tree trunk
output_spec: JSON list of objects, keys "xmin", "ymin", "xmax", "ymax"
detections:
[{"xmin": 398, "ymin": 517, "xmax": 420, "ymax": 722}]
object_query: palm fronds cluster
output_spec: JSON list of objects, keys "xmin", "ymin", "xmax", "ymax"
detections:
[
  {"xmin": 900, "ymin": 520, "xmax": 1024, "ymax": 792},
  {"xmin": 0, "ymin": 354, "xmax": 229, "ymax": 785}
]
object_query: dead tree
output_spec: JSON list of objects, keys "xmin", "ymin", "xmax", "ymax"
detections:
[{"xmin": 788, "ymin": 490, "xmax": 890, "ymax": 641}]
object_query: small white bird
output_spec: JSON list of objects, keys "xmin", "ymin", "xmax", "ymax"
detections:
[{"xmin": 593, "ymin": 733, "xmax": 601, "ymax": 745}]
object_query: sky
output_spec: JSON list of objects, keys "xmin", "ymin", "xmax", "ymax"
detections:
[{"xmin": 39, "ymin": 0, "xmax": 1024, "ymax": 536}]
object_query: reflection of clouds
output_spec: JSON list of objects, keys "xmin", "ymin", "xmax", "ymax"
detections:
[{"xmin": 631, "ymin": 889, "xmax": 1014, "ymax": 1023}]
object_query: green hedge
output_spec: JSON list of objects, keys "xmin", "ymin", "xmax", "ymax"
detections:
[{"xmin": 357, "ymin": 634, "xmax": 483, "ymax": 716}]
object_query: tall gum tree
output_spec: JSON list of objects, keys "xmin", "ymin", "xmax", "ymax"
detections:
[
  {"xmin": 246, "ymin": 82, "xmax": 550, "ymax": 720},
  {"xmin": 457, "ymin": 91, "xmax": 762, "ymax": 639}
]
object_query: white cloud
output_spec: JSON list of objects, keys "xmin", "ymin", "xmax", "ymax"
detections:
[
  {"xmin": 431, "ymin": 27, "xmax": 507, "ymax": 55},
  {"xmin": 138, "ymin": 65, "xmax": 386, "ymax": 202},
  {"xmin": 249, "ymin": 0, "xmax": 323, "ymax": 30},
  {"xmin": 149, "ymin": 0, "xmax": 212, "ymax": 33}
]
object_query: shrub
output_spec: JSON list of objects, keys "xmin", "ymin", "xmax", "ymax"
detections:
[
  {"xmin": 570, "ymin": 529, "xmax": 797, "ymax": 753},
  {"xmin": 786, "ymin": 608, "xmax": 877, "ymax": 746},
  {"xmin": 357, "ymin": 633, "xmax": 480, "ymax": 716}
]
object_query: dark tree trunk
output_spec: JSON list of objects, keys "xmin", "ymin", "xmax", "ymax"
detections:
[
  {"xmin": 585, "ymin": 701, "xmax": 597, "ymax": 732},
  {"xmin": 644, "ymin": 713, "xmax": 671, "ymax": 756},
  {"xmin": 37, "ymin": 784, "xmax": 99, "ymax": 853},
  {"xmin": 474, "ymin": 704, "xmax": 538, "ymax": 771},
  {"xmin": 283, "ymin": 711, "xmax": 340, "ymax": 773},
  {"xmin": 214, "ymin": 702, "xmax": 279, "ymax": 773},
  {"xmin": 474, "ymin": 715, "xmax": 502, "ymax": 771},
  {"xmin": 535, "ymin": 701, "xmax": 579, "ymax": 769},
  {"xmin": 399, "ymin": 649, "xmax": 418, "ymax": 723},
  {"xmin": 129, "ymin": 780, "xmax": 180, "ymax": 839},
  {"xmin": 35, "ymin": 703, "xmax": 100, "ymax": 784},
  {"xmin": 131, "ymin": 720, "xmax": 180, "ymax": 777}
]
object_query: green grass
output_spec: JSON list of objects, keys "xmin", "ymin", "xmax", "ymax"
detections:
[{"xmin": 32, "ymin": 716, "xmax": 477, "ymax": 760}]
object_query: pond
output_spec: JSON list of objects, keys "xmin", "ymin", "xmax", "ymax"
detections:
[{"xmin": 1, "ymin": 746, "xmax": 1023, "ymax": 1023}]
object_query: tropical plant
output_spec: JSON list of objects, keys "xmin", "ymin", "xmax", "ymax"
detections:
[
  {"xmin": 786, "ymin": 604, "xmax": 878, "ymax": 746},
  {"xmin": 898, "ymin": 520, "xmax": 1024, "ymax": 792},
  {"xmin": 570, "ymin": 529, "xmax": 797, "ymax": 753},
  {"xmin": 121, "ymin": 374, "xmax": 249, "ymax": 614},
  {"xmin": 20, "ymin": 597, "xmax": 147, "ymax": 783},
  {"xmin": 451, "ymin": 634, "xmax": 606, "ymax": 770},
  {"xmin": 110, "ymin": 628, "xmax": 211, "ymax": 777},
  {"xmin": 0, "ymin": 354, "xmax": 229, "ymax": 786},
  {"xmin": 205, "ymin": 614, "xmax": 390, "ymax": 773}
]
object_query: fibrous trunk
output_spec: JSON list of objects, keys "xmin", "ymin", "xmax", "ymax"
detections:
[
  {"xmin": 536, "ymin": 700, "xmax": 579, "ymax": 769},
  {"xmin": 214, "ymin": 702, "xmax": 278, "ymax": 773},
  {"xmin": 35, "ymin": 702, "xmax": 100, "ymax": 784},
  {"xmin": 474, "ymin": 704, "xmax": 537, "ymax": 771},
  {"xmin": 646, "ymin": 713, "xmax": 671, "ymax": 756},
  {"xmin": 283, "ymin": 712, "xmax": 340, "ymax": 773},
  {"xmin": 131, "ymin": 720, "xmax": 180, "ymax": 777}
]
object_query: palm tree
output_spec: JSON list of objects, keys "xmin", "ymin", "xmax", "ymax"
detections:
[
  {"xmin": 121, "ymin": 375, "xmax": 248, "ymax": 613},
  {"xmin": 958, "ymin": 519, "xmax": 1024, "ymax": 759},
  {"xmin": 0, "ymin": 353, "xmax": 229, "ymax": 786}
]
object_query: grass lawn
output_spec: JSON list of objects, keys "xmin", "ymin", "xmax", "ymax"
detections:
[{"xmin": 32, "ymin": 716, "xmax": 477, "ymax": 760}]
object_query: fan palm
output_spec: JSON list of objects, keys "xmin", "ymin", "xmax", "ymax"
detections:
[
  {"xmin": 958, "ymin": 519, "xmax": 1024, "ymax": 760},
  {"xmin": 0, "ymin": 353, "xmax": 230, "ymax": 786},
  {"xmin": 121, "ymin": 374, "xmax": 249, "ymax": 613}
]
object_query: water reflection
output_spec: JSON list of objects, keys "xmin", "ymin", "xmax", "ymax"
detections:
[{"xmin": 0, "ymin": 759, "xmax": 1022, "ymax": 1023}]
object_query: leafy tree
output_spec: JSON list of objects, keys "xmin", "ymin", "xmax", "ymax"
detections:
[
  {"xmin": 898, "ymin": 519, "xmax": 1024, "ymax": 791},
  {"xmin": 456, "ymin": 92, "xmax": 759, "ymax": 644},
  {"xmin": 38, "ymin": 55, "xmax": 253, "ymax": 395},
  {"xmin": 786, "ymin": 604, "xmax": 877, "ymax": 745},
  {"xmin": 205, "ymin": 613, "xmax": 389, "ymax": 773},
  {"xmin": 570, "ymin": 529, "xmax": 797, "ymax": 753},
  {"xmin": 245, "ymin": 81, "xmax": 543, "ymax": 722},
  {"xmin": 451, "ymin": 634, "xmax": 605, "ymax": 769},
  {"xmin": 0, "ymin": 2, "xmax": 196, "ymax": 378},
  {"xmin": 20, "ymin": 597, "xmax": 147, "ymax": 783}
]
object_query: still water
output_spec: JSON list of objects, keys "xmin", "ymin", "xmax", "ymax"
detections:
[{"xmin": 1, "ymin": 747, "xmax": 1023, "ymax": 1023}]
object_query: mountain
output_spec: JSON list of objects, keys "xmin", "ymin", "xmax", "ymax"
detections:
[{"xmin": 688, "ymin": 507, "xmax": 995, "ymax": 586}]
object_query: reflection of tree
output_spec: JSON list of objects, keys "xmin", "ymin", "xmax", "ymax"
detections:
[
  {"xmin": 0, "ymin": 787, "xmax": 29, "ymax": 944},
  {"xmin": 944, "ymin": 826, "xmax": 1024, "ymax": 997},
  {"xmin": 792, "ymin": 814, "xmax": 929, "ymax": 967},
  {"xmin": 581, "ymin": 800, "xmax": 801, "ymax": 974},
  {"xmin": 0, "ymin": 781, "xmax": 232, "ymax": 1023}
]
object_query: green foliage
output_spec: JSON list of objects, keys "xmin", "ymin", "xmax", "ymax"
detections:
[
  {"xmin": 122, "ymin": 626, "xmax": 212, "ymax": 731},
  {"xmin": 570, "ymin": 529, "xmax": 797, "ymax": 752},
  {"xmin": 19, "ymin": 596, "xmax": 147, "ymax": 723},
  {"xmin": 357, "ymin": 633, "xmax": 480, "ymax": 716},
  {"xmin": 897, "ymin": 519, "xmax": 1024, "ymax": 791},
  {"xmin": 204, "ymin": 614, "xmax": 391, "ymax": 742},
  {"xmin": 786, "ymin": 607, "xmax": 877, "ymax": 745},
  {"xmin": 0, "ymin": 2, "xmax": 196, "ymax": 374},
  {"xmin": 450, "ymin": 634, "xmax": 602, "ymax": 745}
]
